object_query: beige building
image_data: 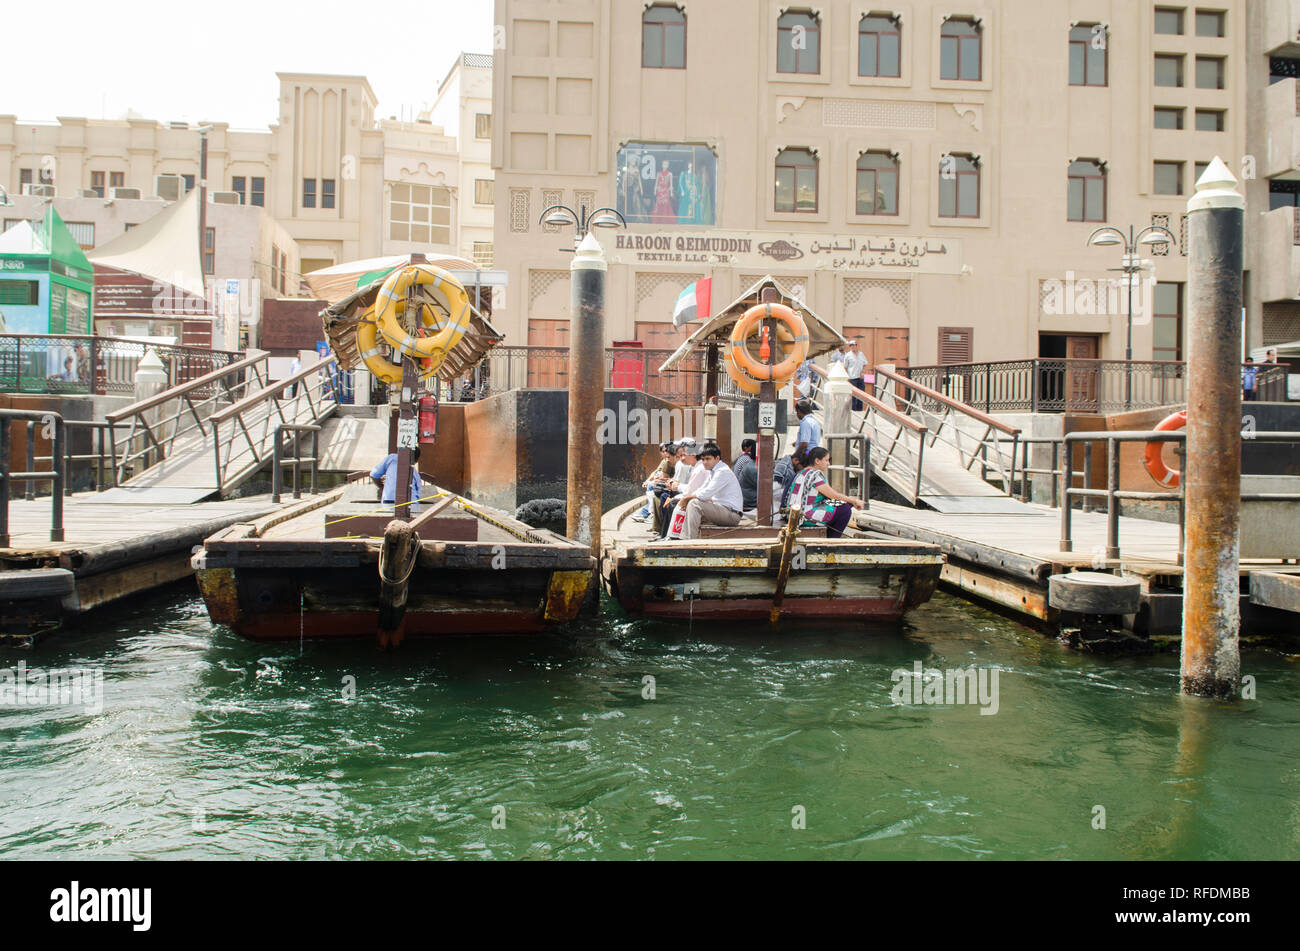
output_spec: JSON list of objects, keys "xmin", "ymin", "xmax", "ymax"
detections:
[
  {"xmin": 492, "ymin": 0, "xmax": 1294, "ymax": 367},
  {"xmin": 0, "ymin": 56, "xmax": 495, "ymax": 281}
]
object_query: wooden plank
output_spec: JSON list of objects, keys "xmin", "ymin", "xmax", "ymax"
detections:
[
  {"xmin": 940, "ymin": 562, "xmax": 1056, "ymax": 622},
  {"xmin": 1250, "ymin": 572, "xmax": 1300, "ymax": 614}
]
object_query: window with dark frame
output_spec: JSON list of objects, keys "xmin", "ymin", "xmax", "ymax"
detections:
[
  {"xmin": 232, "ymin": 176, "xmax": 246, "ymax": 204},
  {"xmin": 183, "ymin": 174, "xmax": 195, "ymax": 194},
  {"xmin": 1068, "ymin": 160, "xmax": 1106, "ymax": 222},
  {"xmin": 251, "ymin": 177, "xmax": 265, "ymax": 207},
  {"xmin": 940, "ymin": 17, "xmax": 982, "ymax": 81},
  {"xmin": 303, "ymin": 179, "xmax": 317, "ymax": 208},
  {"xmin": 1154, "ymin": 7, "xmax": 1185, "ymax": 35},
  {"xmin": 1194, "ymin": 9, "xmax": 1225, "ymax": 37},
  {"xmin": 775, "ymin": 147, "xmax": 818, "ymax": 213},
  {"xmin": 777, "ymin": 9, "xmax": 821, "ymax": 75},
  {"xmin": 91, "ymin": 171, "xmax": 106, "ymax": 198},
  {"xmin": 475, "ymin": 113, "xmax": 491, "ymax": 138},
  {"xmin": 322, "ymin": 179, "xmax": 336, "ymax": 209},
  {"xmin": 939, "ymin": 153, "xmax": 980, "ymax": 218},
  {"xmin": 475, "ymin": 179, "xmax": 495, "ymax": 205},
  {"xmin": 856, "ymin": 151, "xmax": 900, "ymax": 215},
  {"xmin": 1154, "ymin": 161, "xmax": 1184, "ymax": 195},
  {"xmin": 19, "ymin": 169, "xmax": 32, "ymax": 187},
  {"xmin": 1195, "ymin": 109, "xmax": 1226, "ymax": 131},
  {"xmin": 65, "ymin": 222, "xmax": 94, "ymax": 249},
  {"xmin": 642, "ymin": 4, "xmax": 686, "ymax": 69},
  {"xmin": 110, "ymin": 172, "xmax": 124, "ymax": 190},
  {"xmin": 1069, "ymin": 24, "xmax": 1108, "ymax": 86},
  {"xmin": 1154, "ymin": 106, "xmax": 1185, "ymax": 129},
  {"xmin": 858, "ymin": 14, "xmax": 901, "ymax": 78},
  {"xmin": 1269, "ymin": 180, "xmax": 1300, "ymax": 210},
  {"xmin": 1155, "ymin": 54, "xmax": 1185, "ymax": 87},
  {"xmin": 1153, "ymin": 282, "xmax": 1184, "ymax": 361},
  {"xmin": 1195, "ymin": 55, "xmax": 1225, "ymax": 89},
  {"xmin": 203, "ymin": 227, "xmax": 215, "ymax": 276}
]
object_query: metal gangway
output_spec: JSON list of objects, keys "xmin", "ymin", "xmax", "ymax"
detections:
[
  {"xmin": 807, "ymin": 364, "xmax": 1024, "ymax": 511},
  {"xmin": 102, "ymin": 351, "xmax": 341, "ymax": 502}
]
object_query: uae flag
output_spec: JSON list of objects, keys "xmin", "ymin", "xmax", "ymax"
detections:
[{"xmin": 672, "ymin": 278, "xmax": 712, "ymax": 328}]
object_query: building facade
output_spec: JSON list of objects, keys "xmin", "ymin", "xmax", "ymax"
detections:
[
  {"xmin": 492, "ymin": 0, "xmax": 1293, "ymax": 366},
  {"xmin": 0, "ymin": 57, "xmax": 495, "ymax": 280}
]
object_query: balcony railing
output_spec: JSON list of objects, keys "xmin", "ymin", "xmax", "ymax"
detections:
[
  {"xmin": 450, "ymin": 346, "xmax": 709, "ymax": 406},
  {"xmin": 0, "ymin": 334, "xmax": 240, "ymax": 397},
  {"xmin": 899, "ymin": 359, "xmax": 1288, "ymax": 414}
]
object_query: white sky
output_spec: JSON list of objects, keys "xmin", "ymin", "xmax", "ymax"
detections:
[{"xmin": 6, "ymin": 0, "xmax": 495, "ymax": 131}]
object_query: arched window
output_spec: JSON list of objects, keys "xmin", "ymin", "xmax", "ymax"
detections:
[
  {"xmin": 1069, "ymin": 24, "xmax": 1108, "ymax": 86},
  {"xmin": 1067, "ymin": 160, "xmax": 1106, "ymax": 222},
  {"xmin": 643, "ymin": 4, "xmax": 686, "ymax": 69},
  {"xmin": 938, "ymin": 153, "xmax": 980, "ymax": 218},
  {"xmin": 856, "ymin": 151, "xmax": 900, "ymax": 215},
  {"xmin": 777, "ymin": 10, "xmax": 821, "ymax": 74},
  {"xmin": 859, "ymin": 14, "xmax": 901, "ymax": 78},
  {"xmin": 775, "ymin": 148, "xmax": 818, "ymax": 213},
  {"xmin": 940, "ymin": 17, "xmax": 982, "ymax": 81}
]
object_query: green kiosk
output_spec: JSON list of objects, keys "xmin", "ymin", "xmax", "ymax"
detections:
[{"xmin": 0, "ymin": 208, "xmax": 96, "ymax": 391}]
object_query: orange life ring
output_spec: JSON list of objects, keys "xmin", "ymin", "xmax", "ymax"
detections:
[
  {"xmin": 722, "ymin": 352, "xmax": 763, "ymax": 395},
  {"xmin": 728, "ymin": 303, "xmax": 809, "ymax": 384},
  {"xmin": 1144, "ymin": 410, "xmax": 1187, "ymax": 488}
]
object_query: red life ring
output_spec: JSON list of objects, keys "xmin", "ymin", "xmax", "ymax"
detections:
[{"xmin": 1143, "ymin": 410, "xmax": 1187, "ymax": 488}]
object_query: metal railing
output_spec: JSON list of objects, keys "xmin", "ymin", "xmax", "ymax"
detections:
[
  {"xmin": 451, "ymin": 346, "xmax": 709, "ymax": 406},
  {"xmin": 26, "ymin": 419, "xmax": 125, "ymax": 496},
  {"xmin": 270, "ymin": 424, "xmax": 322, "ymax": 503},
  {"xmin": 824, "ymin": 432, "xmax": 872, "ymax": 501},
  {"xmin": 106, "ymin": 350, "xmax": 268, "ymax": 486},
  {"xmin": 0, "ymin": 333, "xmax": 240, "ymax": 397},
  {"xmin": 210, "ymin": 356, "xmax": 339, "ymax": 497},
  {"xmin": 0, "ymin": 409, "xmax": 66, "ymax": 545},
  {"xmin": 900, "ymin": 359, "xmax": 1288, "ymax": 413}
]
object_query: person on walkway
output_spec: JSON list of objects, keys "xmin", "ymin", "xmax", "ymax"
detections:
[
  {"xmin": 670, "ymin": 444, "xmax": 744, "ymax": 540},
  {"xmin": 658, "ymin": 440, "xmax": 702, "ymax": 538},
  {"xmin": 371, "ymin": 447, "xmax": 422, "ymax": 505},
  {"xmin": 795, "ymin": 400, "xmax": 822, "ymax": 456},
  {"xmin": 1265, "ymin": 349, "xmax": 1279, "ymax": 365},
  {"xmin": 633, "ymin": 442, "xmax": 676, "ymax": 523},
  {"xmin": 844, "ymin": 340, "xmax": 868, "ymax": 412},
  {"xmin": 829, "ymin": 343, "xmax": 847, "ymax": 367},
  {"xmin": 288, "ymin": 354, "xmax": 302, "ymax": 398},
  {"xmin": 795, "ymin": 447, "xmax": 863, "ymax": 539},
  {"xmin": 1243, "ymin": 357, "xmax": 1259, "ymax": 403},
  {"xmin": 733, "ymin": 439, "xmax": 758, "ymax": 516}
]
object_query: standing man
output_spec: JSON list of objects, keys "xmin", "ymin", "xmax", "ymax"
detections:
[
  {"xmin": 732, "ymin": 439, "xmax": 758, "ymax": 517},
  {"xmin": 1264, "ymin": 349, "xmax": 1279, "ymax": 365},
  {"xmin": 844, "ymin": 339, "xmax": 868, "ymax": 412},
  {"xmin": 288, "ymin": 353, "xmax": 302, "ymax": 398},
  {"xmin": 1242, "ymin": 357, "xmax": 1259, "ymax": 403},
  {"xmin": 671, "ymin": 444, "xmax": 744, "ymax": 540},
  {"xmin": 794, "ymin": 400, "xmax": 822, "ymax": 456},
  {"xmin": 829, "ymin": 343, "xmax": 848, "ymax": 367}
]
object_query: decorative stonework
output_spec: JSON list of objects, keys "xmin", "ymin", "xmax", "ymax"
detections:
[
  {"xmin": 541, "ymin": 188, "xmax": 564, "ymax": 233},
  {"xmin": 509, "ymin": 188, "xmax": 530, "ymax": 233},
  {"xmin": 823, "ymin": 98, "xmax": 936, "ymax": 130},
  {"xmin": 528, "ymin": 269, "xmax": 569, "ymax": 312},
  {"xmin": 952, "ymin": 103, "xmax": 982, "ymax": 132},
  {"xmin": 777, "ymin": 97, "xmax": 808, "ymax": 124},
  {"xmin": 635, "ymin": 272, "xmax": 704, "ymax": 316},
  {"xmin": 845, "ymin": 278, "xmax": 909, "ymax": 314}
]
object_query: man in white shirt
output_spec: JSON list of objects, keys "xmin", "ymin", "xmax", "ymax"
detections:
[
  {"xmin": 844, "ymin": 340, "xmax": 868, "ymax": 412},
  {"xmin": 670, "ymin": 444, "xmax": 743, "ymax": 540}
]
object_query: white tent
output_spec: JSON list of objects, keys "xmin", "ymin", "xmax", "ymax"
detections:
[{"xmin": 87, "ymin": 189, "xmax": 205, "ymax": 299}]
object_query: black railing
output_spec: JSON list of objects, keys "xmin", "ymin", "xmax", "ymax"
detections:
[
  {"xmin": 0, "ymin": 334, "xmax": 240, "ymax": 397},
  {"xmin": 0, "ymin": 409, "xmax": 66, "ymax": 545},
  {"xmin": 900, "ymin": 359, "xmax": 1288, "ymax": 414}
]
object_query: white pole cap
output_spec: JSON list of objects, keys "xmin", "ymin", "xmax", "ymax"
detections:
[
  {"xmin": 572, "ymin": 231, "xmax": 607, "ymax": 272},
  {"xmin": 1188, "ymin": 156, "xmax": 1244, "ymax": 213}
]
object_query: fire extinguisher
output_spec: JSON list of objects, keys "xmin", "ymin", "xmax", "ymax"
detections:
[{"xmin": 418, "ymin": 395, "xmax": 438, "ymax": 444}]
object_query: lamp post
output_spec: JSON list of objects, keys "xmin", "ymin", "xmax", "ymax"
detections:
[
  {"xmin": 538, "ymin": 203, "xmax": 627, "ymax": 249},
  {"xmin": 196, "ymin": 124, "xmax": 214, "ymax": 294},
  {"xmin": 1086, "ymin": 224, "xmax": 1177, "ymax": 409}
]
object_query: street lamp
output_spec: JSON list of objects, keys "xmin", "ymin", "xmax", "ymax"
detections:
[
  {"xmin": 1087, "ymin": 223, "xmax": 1178, "ymax": 408},
  {"xmin": 538, "ymin": 202, "xmax": 626, "ymax": 249}
]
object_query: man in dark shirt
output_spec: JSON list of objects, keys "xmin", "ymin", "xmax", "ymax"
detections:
[{"xmin": 733, "ymin": 439, "xmax": 758, "ymax": 514}]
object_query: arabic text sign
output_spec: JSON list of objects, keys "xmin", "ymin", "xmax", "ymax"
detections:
[{"xmin": 609, "ymin": 232, "xmax": 963, "ymax": 274}]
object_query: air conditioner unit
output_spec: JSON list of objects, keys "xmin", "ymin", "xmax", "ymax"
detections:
[
  {"xmin": 110, "ymin": 187, "xmax": 142, "ymax": 200},
  {"xmin": 77, "ymin": 188, "xmax": 100, "ymax": 198},
  {"xmin": 21, "ymin": 184, "xmax": 55, "ymax": 198},
  {"xmin": 154, "ymin": 174, "xmax": 182, "ymax": 201},
  {"xmin": 211, "ymin": 191, "xmax": 240, "ymax": 205}
]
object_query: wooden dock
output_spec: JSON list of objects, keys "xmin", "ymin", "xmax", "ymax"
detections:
[
  {"xmin": 0, "ymin": 493, "xmax": 283, "ymax": 644},
  {"xmin": 858, "ymin": 499, "xmax": 1300, "ymax": 639}
]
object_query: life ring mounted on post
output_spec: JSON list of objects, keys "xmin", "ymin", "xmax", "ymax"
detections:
[
  {"xmin": 727, "ymin": 302, "xmax": 809, "ymax": 384},
  {"xmin": 374, "ymin": 263, "xmax": 473, "ymax": 374},
  {"xmin": 1143, "ymin": 410, "xmax": 1187, "ymax": 488}
]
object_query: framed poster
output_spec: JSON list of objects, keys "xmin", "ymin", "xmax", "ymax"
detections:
[{"xmin": 617, "ymin": 142, "xmax": 718, "ymax": 227}]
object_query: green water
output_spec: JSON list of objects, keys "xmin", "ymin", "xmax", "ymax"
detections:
[{"xmin": 1, "ymin": 588, "xmax": 1297, "ymax": 860}]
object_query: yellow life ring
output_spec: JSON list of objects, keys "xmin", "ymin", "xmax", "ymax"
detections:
[
  {"xmin": 356, "ymin": 304, "xmax": 441, "ymax": 385},
  {"xmin": 723, "ymin": 352, "xmax": 763, "ymax": 395},
  {"xmin": 375, "ymin": 264, "xmax": 473, "ymax": 370},
  {"xmin": 728, "ymin": 303, "xmax": 809, "ymax": 383}
]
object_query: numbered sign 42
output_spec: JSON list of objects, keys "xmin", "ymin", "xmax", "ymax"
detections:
[{"xmin": 397, "ymin": 417, "xmax": 419, "ymax": 450}]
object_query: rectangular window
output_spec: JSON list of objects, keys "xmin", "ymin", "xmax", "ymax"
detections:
[
  {"xmin": 90, "ymin": 171, "xmax": 106, "ymax": 198},
  {"xmin": 777, "ymin": 11, "xmax": 821, "ymax": 75},
  {"xmin": 303, "ymin": 179, "xmax": 316, "ymax": 208},
  {"xmin": 39, "ymin": 166, "xmax": 53, "ymax": 185},
  {"xmin": 1154, "ymin": 7, "xmax": 1185, "ymax": 34},
  {"xmin": 1269, "ymin": 180, "xmax": 1300, "ymax": 210},
  {"xmin": 856, "ymin": 152, "xmax": 899, "ymax": 215},
  {"xmin": 321, "ymin": 179, "xmax": 336, "ymax": 209},
  {"xmin": 1153, "ymin": 282, "xmax": 1183, "ymax": 361},
  {"xmin": 183, "ymin": 174, "xmax": 195, "ymax": 193},
  {"xmin": 65, "ymin": 221, "xmax": 95, "ymax": 249},
  {"xmin": 203, "ymin": 227, "xmax": 215, "ymax": 276},
  {"xmin": 0, "ymin": 280, "xmax": 40, "ymax": 307},
  {"xmin": 1154, "ymin": 107, "xmax": 1185, "ymax": 129},
  {"xmin": 388, "ymin": 182, "xmax": 453, "ymax": 244},
  {"xmin": 939, "ymin": 155, "xmax": 980, "ymax": 218},
  {"xmin": 1195, "ymin": 109, "xmax": 1226, "ymax": 132},
  {"xmin": 475, "ymin": 113, "xmax": 492, "ymax": 138},
  {"xmin": 250, "ymin": 177, "xmax": 266, "ymax": 207},
  {"xmin": 1195, "ymin": 10, "xmax": 1225, "ymax": 38},
  {"xmin": 1154, "ymin": 161, "xmax": 1184, "ymax": 195},
  {"xmin": 472, "ymin": 241, "xmax": 494, "ymax": 267},
  {"xmin": 616, "ymin": 142, "xmax": 718, "ymax": 226},
  {"xmin": 19, "ymin": 169, "xmax": 33, "ymax": 187},
  {"xmin": 858, "ymin": 14, "xmax": 901, "ymax": 78},
  {"xmin": 232, "ymin": 176, "xmax": 246, "ymax": 203},
  {"xmin": 940, "ymin": 18, "xmax": 982, "ymax": 81},
  {"xmin": 110, "ymin": 171, "xmax": 125, "ymax": 190},
  {"xmin": 775, "ymin": 148, "xmax": 818, "ymax": 213},
  {"xmin": 643, "ymin": 4, "xmax": 687, "ymax": 69},
  {"xmin": 938, "ymin": 327, "xmax": 974, "ymax": 365},
  {"xmin": 1194, "ymin": 161, "xmax": 1210, "ymax": 183},
  {"xmin": 1067, "ymin": 161, "xmax": 1106, "ymax": 222},
  {"xmin": 474, "ymin": 179, "xmax": 495, "ymax": 205},
  {"xmin": 1155, "ymin": 54, "xmax": 1185, "ymax": 87},
  {"xmin": 1069, "ymin": 25, "xmax": 1108, "ymax": 87},
  {"xmin": 1195, "ymin": 56, "xmax": 1225, "ymax": 90}
]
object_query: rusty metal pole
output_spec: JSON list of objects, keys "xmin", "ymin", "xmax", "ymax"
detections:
[
  {"xmin": 566, "ymin": 233, "xmax": 607, "ymax": 555},
  {"xmin": 755, "ymin": 288, "xmax": 781, "ymax": 522},
  {"xmin": 1180, "ymin": 157, "xmax": 1244, "ymax": 700}
]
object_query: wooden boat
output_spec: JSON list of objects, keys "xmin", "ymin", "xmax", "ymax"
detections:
[
  {"xmin": 194, "ymin": 480, "xmax": 595, "ymax": 644},
  {"xmin": 600, "ymin": 499, "xmax": 942, "ymax": 622}
]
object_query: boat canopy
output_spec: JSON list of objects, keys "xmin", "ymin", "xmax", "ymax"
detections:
[
  {"xmin": 657, "ymin": 275, "xmax": 848, "ymax": 374},
  {"xmin": 320, "ymin": 263, "xmax": 505, "ymax": 382}
]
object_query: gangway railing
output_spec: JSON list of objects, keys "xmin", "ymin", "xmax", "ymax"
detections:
[
  {"xmin": 0, "ymin": 409, "xmax": 67, "ymax": 545},
  {"xmin": 105, "ymin": 350, "xmax": 270, "ymax": 486}
]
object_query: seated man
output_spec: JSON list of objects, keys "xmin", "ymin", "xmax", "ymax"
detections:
[
  {"xmin": 658, "ymin": 440, "xmax": 701, "ymax": 538},
  {"xmin": 371, "ymin": 446, "xmax": 422, "ymax": 505},
  {"xmin": 633, "ymin": 441, "xmax": 676, "ymax": 523},
  {"xmin": 670, "ymin": 443, "xmax": 743, "ymax": 540},
  {"xmin": 732, "ymin": 439, "xmax": 758, "ymax": 518}
]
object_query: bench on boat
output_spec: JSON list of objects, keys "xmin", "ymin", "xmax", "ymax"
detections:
[{"xmin": 698, "ymin": 523, "xmax": 828, "ymax": 539}]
